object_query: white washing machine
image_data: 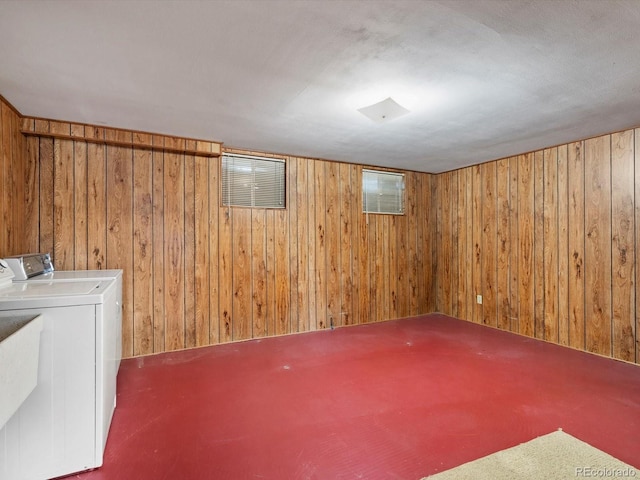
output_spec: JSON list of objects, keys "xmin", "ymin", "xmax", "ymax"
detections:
[
  {"xmin": 6, "ymin": 254, "xmax": 123, "ymax": 372},
  {"xmin": 0, "ymin": 259, "xmax": 119, "ymax": 480}
]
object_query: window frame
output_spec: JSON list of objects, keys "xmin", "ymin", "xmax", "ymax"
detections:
[
  {"xmin": 220, "ymin": 153, "xmax": 287, "ymax": 209},
  {"xmin": 362, "ymin": 168, "xmax": 405, "ymax": 215}
]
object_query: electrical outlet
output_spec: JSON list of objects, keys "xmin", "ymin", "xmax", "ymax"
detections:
[{"xmin": 476, "ymin": 295, "xmax": 483, "ymax": 305}]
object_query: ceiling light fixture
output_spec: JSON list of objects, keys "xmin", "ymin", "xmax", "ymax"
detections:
[{"xmin": 357, "ymin": 97, "xmax": 410, "ymax": 123}]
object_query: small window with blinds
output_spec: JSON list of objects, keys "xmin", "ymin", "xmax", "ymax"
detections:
[
  {"xmin": 221, "ymin": 154, "xmax": 286, "ymax": 208},
  {"xmin": 362, "ymin": 169, "xmax": 405, "ymax": 215}
]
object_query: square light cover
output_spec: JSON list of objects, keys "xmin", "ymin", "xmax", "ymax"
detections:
[{"xmin": 357, "ymin": 97, "xmax": 410, "ymax": 123}]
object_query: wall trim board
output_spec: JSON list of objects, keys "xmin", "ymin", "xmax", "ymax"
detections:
[{"xmin": 21, "ymin": 116, "xmax": 222, "ymax": 157}]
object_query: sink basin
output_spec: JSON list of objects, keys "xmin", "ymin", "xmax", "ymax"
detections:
[{"xmin": 0, "ymin": 314, "xmax": 43, "ymax": 429}]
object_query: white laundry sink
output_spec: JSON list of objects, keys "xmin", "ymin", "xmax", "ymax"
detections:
[{"xmin": 0, "ymin": 314, "xmax": 43, "ymax": 429}]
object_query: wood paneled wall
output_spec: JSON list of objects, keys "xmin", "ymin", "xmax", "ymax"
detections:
[
  {"xmin": 19, "ymin": 118, "xmax": 435, "ymax": 357},
  {"xmin": 435, "ymin": 130, "xmax": 639, "ymax": 364},
  {"xmin": 0, "ymin": 97, "xmax": 28, "ymax": 257}
]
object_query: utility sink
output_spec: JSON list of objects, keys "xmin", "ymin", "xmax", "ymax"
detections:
[{"xmin": 0, "ymin": 314, "xmax": 43, "ymax": 429}]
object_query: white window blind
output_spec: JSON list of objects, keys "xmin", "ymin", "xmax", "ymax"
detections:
[
  {"xmin": 362, "ymin": 169, "xmax": 405, "ymax": 215},
  {"xmin": 222, "ymin": 154, "xmax": 286, "ymax": 208}
]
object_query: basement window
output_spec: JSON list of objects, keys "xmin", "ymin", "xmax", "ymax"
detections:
[
  {"xmin": 362, "ymin": 169, "xmax": 405, "ymax": 215},
  {"xmin": 222, "ymin": 154, "xmax": 286, "ymax": 208}
]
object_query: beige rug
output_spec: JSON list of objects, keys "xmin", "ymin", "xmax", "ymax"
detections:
[{"xmin": 422, "ymin": 430, "xmax": 639, "ymax": 480}]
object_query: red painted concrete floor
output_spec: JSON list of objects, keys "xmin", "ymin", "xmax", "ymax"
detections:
[{"xmin": 71, "ymin": 314, "xmax": 640, "ymax": 480}]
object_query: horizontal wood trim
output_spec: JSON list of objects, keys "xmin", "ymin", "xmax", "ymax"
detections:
[{"xmin": 21, "ymin": 129, "xmax": 221, "ymax": 157}]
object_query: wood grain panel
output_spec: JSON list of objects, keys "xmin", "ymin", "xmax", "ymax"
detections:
[
  {"xmin": 53, "ymin": 139, "xmax": 75, "ymax": 269},
  {"xmin": 611, "ymin": 130, "xmax": 635, "ymax": 361},
  {"xmin": 287, "ymin": 158, "xmax": 299, "ymax": 331},
  {"xmin": 584, "ymin": 136, "xmax": 612, "ymax": 356},
  {"xmin": 39, "ymin": 138, "xmax": 54, "ymax": 257},
  {"xmin": 508, "ymin": 157, "xmax": 519, "ymax": 332},
  {"xmin": 74, "ymin": 141, "xmax": 88, "ymax": 269},
  {"xmin": 518, "ymin": 153, "xmax": 534, "ymax": 337},
  {"xmin": 132, "ymin": 148, "xmax": 153, "ymax": 356},
  {"xmin": 208, "ymin": 157, "xmax": 220, "ymax": 345},
  {"xmin": 275, "ymin": 208, "xmax": 290, "ymax": 335},
  {"xmin": 184, "ymin": 154, "xmax": 197, "ymax": 348},
  {"xmin": 482, "ymin": 162, "xmax": 497, "ymax": 326},
  {"xmin": 251, "ymin": 209, "xmax": 267, "ymax": 337},
  {"xmin": 567, "ymin": 142, "xmax": 586, "ymax": 350},
  {"xmin": 557, "ymin": 146, "xmax": 569, "ymax": 346},
  {"xmin": 438, "ymin": 173, "xmax": 451, "ymax": 313},
  {"xmin": 194, "ymin": 156, "xmax": 211, "ymax": 347},
  {"xmin": 266, "ymin": 210, "xmax": 275, "ymax": 336},
  {"xmin": 533, "ymin": 150, "xmax": 544, "ymax": 339},
  {"xmin": 296, "ymin": 158, "xmax": 310, "ymax": 332},
  {"xmin": 543, "ymin": 148, "xmax": 559, "ymax": 343},
  {"xmin": 456, "ymin": 171, "xmax": 467, "ymax": 319},
  {"xmin": 107, "ymin": 145, "xmax": 134, "ymax": 357},
  {"xmin": 339, "ymin": 163, "xmax": 353, "ymax": 326},
  {"xmin": 472, "ymin": 165, "xmax": 482, "ymax": 324},
  {"xmin": 232, "ymin": 208, "xmax": 252, "ymax": 340},
  {"xmin": 307, "ymin": 160, "xmax": 318, "ymax": 330},
  {"xmin": 152, "ymin": 147, "xmax": 166, "ymax": 352},
  {"xmin": 496, "ymin": 158, "xmax": 511, "ymax": 330},
  {"xmin": 407, "ymin": 172, "xmax": 419, "ymax": 316},
  {"xmin": 315, "ymin": 161, "xmax": 328, "ymax": 329},
  {"xmin": 326, "ymin": 162, "xmax": 341, "ymax": 328}
]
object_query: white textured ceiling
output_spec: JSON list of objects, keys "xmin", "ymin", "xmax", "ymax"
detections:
[{"xmin": 1, "ymin": 0, "xmax": 640, "ymax": 173}]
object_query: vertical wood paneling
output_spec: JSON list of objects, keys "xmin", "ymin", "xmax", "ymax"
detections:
[
  {"xmin": 518, "ymin": 153, "xmax": 534, "ymax": 337},
  {"xmin": 472, "ymin": 165, "xmax": 483, "ymax": 324},
  {"xmin": 315, "ymin": 161, "xmax": 328, "ymax": 329},
  {"xmin": 287, "ymin": 158, "xmax": 299, "ymax": 332},
  {"xmin": 163, "ymin": 152, "xmax": 185, "ymax": 351},
  {"xmin": 87, "ymin": 140, "xmax": 107, "ymax": 270},
  {"xmin": 24, "ymin": 136, "xmax": 39, "ymax": 252},
  {"xmin": 456, "ymin": 171, "xmax": 468, "ymax": 320},
  {"xmin": 233, "ymin": 208, "xmax": 252, "ymax": 340},
  {"xmin": 584, "ymin": 136, "xmax": 612, "ymax": 356},
  {"xmin": 339, "ymin": 163, "xmax": 353, "ymax": 326},
  {"xmin": 326, "ymin": 162, "xmax": 341, "ymax": 328},
  {"xmin": 275, "ymin": 208, "xmax": 290, "ymax": 335},
  {"xmin": 208, "ymin": 157, "xmax": 220, "ymax": 345},
  {"xmin": 74, "ymin": 141, "xmax": 88, "ymax": 269},
  {"xmin": 508, "ymin": 157, "xmax": 519, "ymax": 332},
  {"xmin": 296, "ymin": 158, "xmax": 310, "ymax": 332},
  {"xmin": 568, "ymin": 141, "xmax": 586, "ymax": 350},
  {"xmin": 39, "ymin": 138, "xmax": 54, "ymax": 257},
  {"xmin": 265, "ymin": 210, "xmax": 276, "ymax": 336},
  {"xmin": 16, "ymin": 113, "xmax": 434, "ymax": 358},
  {"xmin": 482, "ymin": 162, "xmax": 497, "ymax": 326},
  {"xmin": 184, "ymin": 154, "xmax": 197, "ymax": 348},
  {"xmin": 251, "ymin": 209, "xmax": 267, "ymax": 337},
  {"xmin": 152, "ymin": 145, "xmax": 165, "ymax": 352},
  {"xmin": 533, "ymin": 150, "xmax": 545, "ymax": 339},
  {"xmin": 106, "ymin": 145, "xmax": 134, "ymax": 357},
  {"xmin": 407, "ymin": 172, "xmax": 419, "ymax": 316},
  {"xmin": 194, "ymin": 156, "xmax": 210, "ymax": 347},
  {"xmin": 611, "ymin": 130, "xmax": 635, "ymax": 361},
  {"xmin": 307, "ymin": 160, "xmax": 318, "ymax": 330},
  {"xmin": 557, "ymin": 146, "xmax": 570, "ymax": 346},
  {"xmin": 496, "ymin": 158, "xmax": 511, "ymax": 330},
  {"xmin": 543, "ymin": 148, "xmax": 559, "ymax": 343},
  {"xmin": 636, "ymin": 129, "xmax": 640, "ymax": 363},
  {"xmin": 464, "ymin": 168, "xmax": 474, "ymax": 320},
  {"xmin": 53, "ymin": 139, "xmax": 74, "ymax": 269},
  {"xmin": 438, "ymin": 173, "xmax": 451, "ymax": 313},
  {"xmin": 132, "ymin": 147, "xmax": 153, "ymax": 356}
]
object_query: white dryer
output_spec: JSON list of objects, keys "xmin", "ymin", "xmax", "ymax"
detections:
[{"xmin": 0, "ymin": 260, "xmax": 119, "ymax": 480}]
